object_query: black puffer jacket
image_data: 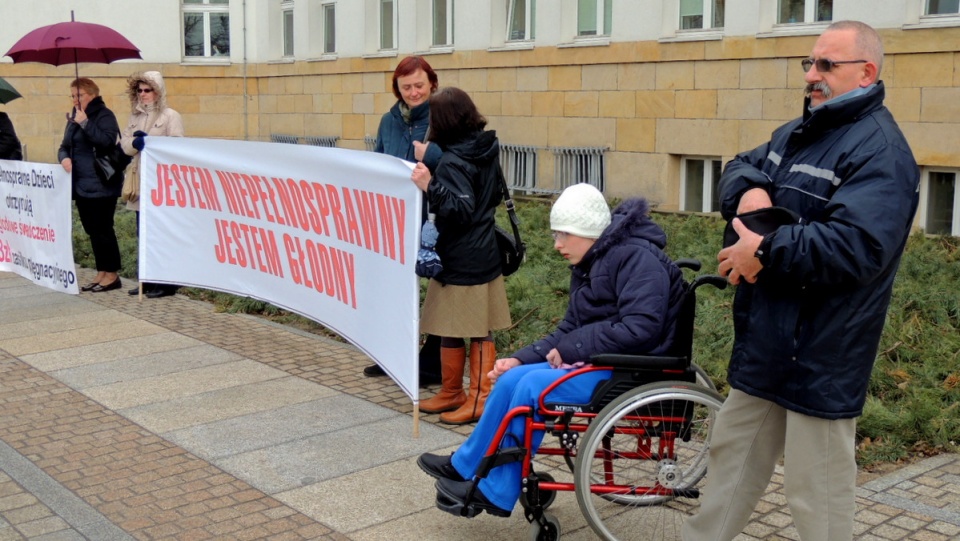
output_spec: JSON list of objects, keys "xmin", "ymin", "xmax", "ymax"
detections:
[
  {"xmin": 718, "ymin": 82, "xmax": 919, "ymax": 419},
  {"xmin": 426, "ymin": 129, "xmax": 503, "ymax": 285},
  {"xmin": 0, "ymin": 113, "xmax": 22, "ymax": 160},
  {"xmin": 513, "ymin": 199, "xmax": 686, "ymax": 365},
  {"xmin": 57, "ymin": 96, "xmax": 121, "ymax": 198}
]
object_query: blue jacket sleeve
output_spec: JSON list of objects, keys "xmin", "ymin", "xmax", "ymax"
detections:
[
  {"xmin": 422, "ymin": 142, "xmax": 442, "ymax": 171},
  {"xmin": 718, "ymin": 142, "xmax": 774, "ymax": 220}
]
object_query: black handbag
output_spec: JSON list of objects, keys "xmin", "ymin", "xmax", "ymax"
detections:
[
  {"xmin": 495, "ymin": 167, "xmax": 525, "ymax": 276},
  {"xmin": 93, "ymin": 140, "xmax": 132, "ymax": 186},
  {"xmin": 722, "ymin": 206, "xmax": 802, "ymax": 247}
]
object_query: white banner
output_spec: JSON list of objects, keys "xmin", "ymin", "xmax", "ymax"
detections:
[
  {"xmin": 0, "ymin": 159, "xmax": 78, "ymax": 293},
  {"xmin": 140, "ymin": 138, "xmax": 422, "ymax": 400}
]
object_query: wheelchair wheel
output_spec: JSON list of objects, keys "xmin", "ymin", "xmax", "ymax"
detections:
[
  {"xmin": 519, "ymin": 471, "xmax": 557, "ymax": 511},
  {"xmin": 573, "ymin": 382, "xmax": 724, "ymax": 541},
  {"xmin": 692, "ymin": 362, "xmax": 718, "ymax": 393},
  {"xmin": 527, "ymin": 513, "xmax": 561, "ymax": 541}
]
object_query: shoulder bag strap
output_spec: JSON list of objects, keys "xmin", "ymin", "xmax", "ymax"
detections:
[{"xmin": 497, "ymin": 166, "xmax": 522, "ymax": 246}]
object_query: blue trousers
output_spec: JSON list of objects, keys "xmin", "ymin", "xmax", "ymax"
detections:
[{"xmin": 450, "ymin": 363, "xmax": 611, "ymax": 511}]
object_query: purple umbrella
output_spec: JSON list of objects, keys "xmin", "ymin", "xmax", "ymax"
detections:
[{"xmin": 4, "ymin": 11, "xmax": 141, "ymax": 80}]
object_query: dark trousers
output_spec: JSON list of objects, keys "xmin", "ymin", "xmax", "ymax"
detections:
[
  {"xmin": 75, "ymin": 197, "xmax": 121, "ymax": 272},
  {"xmin": 135, "ymin": 210, "xmax": 178, "ymax": 294},
  {"xmin": 420, "ymin": 334, "xmax": 442, "ymax": 379}
]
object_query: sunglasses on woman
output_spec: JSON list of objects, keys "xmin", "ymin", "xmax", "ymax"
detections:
[{"xmin": 137, "ymin": 88, "xmax": 153, "ymax": 94}]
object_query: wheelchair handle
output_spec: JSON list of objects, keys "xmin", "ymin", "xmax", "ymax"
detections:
[
  {"xmin": 674, "ymin": 258, "xmax": 701, "ymax": 271},
  {"xmin": 691, "ymin": 274, "xmax": 728, "ymax": 291}
]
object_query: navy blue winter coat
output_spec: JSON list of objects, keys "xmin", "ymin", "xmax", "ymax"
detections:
[
  {"xmin": 57, "ymin": 96, "xmax": 121, "ymax": 199},
  {"xmin": 513, "ymin": 199, "xmax": 686, "ymax": 365},
  {"xmin": 427, "ymin": 130, "xmax": 503, "ymax": 286},
  {"xmin": 375, "ymin": 100, "xmax": 442, "ymax": 222},
  {"xmin": 719, "ymin": 82, "xmax": 919, "ymax": 419}
]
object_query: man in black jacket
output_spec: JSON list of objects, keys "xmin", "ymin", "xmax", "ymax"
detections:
[{"xmin": 684, "ymin": 21, "xmax": 919, "ymax": 541}]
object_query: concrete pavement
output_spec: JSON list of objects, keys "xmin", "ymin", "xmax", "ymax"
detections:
[{"xmin": 0, "ymin": 270, "xmax": 958, "ymax": 540}]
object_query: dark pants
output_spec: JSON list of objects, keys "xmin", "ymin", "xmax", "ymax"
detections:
[
  {"xmin": 75, "ymin": 197, "xmax": 121, "ymax": 272},
  {"xmin": 420, "ymin": 334, "xmax": 442, "ymax": 379},
  {"xmin": 135, "ymin": 210, "xmax": 178, "ymax": 294}
]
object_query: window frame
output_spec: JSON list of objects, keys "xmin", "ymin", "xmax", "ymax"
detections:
[
  {"xmin": 432, "ymin": 0, "xmax": 454, "ymax": 47},
  {"xmin": 920, "ymin": 169, "xmax": 960, "ymax": 236},
  {"xmin": 181, "ymin": 0, "xmax": 231, "ymax": 61},
  {"xmin": 679, "ymin": 156, "xmax": 723, "ymax": 213},
  {"xmin": 282, "ymin": 0, "xmax": 295, "ymax": 58},
  {"xmin": 322, "ymin": 2, "xmax": 336, "ymax": 54},
  {"xmin": 577, "ymin": 0, "xmax": 611, "ymax": 37},
  {"xmin": 506, "ymin": 0, "xmax": 536, "ymax": 42},
  {"xmin": 680, "ymin": 0, "xmax": 724, "ymax": 31},
  {"xmin": 380, "ymin": 0, "xmax": 398, "ymax": 50},
  {"xmin": 775, "ymin": 0, "xmax": 832, "ymax": 25},
  {"xmin": 926, "ymin": 0, "xmax": 960, "ymax": 15}
]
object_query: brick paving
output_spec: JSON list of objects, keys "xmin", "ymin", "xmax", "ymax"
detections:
[{"xmin": 0, "ymin": 269, "xmax": 958, "ymax": 540}]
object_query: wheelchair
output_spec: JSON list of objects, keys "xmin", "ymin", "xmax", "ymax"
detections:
[{"xmin": 440, "ymin": 260, "xmax": 727, "ymax": 541}]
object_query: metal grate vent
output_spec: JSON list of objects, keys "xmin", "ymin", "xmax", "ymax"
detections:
[
  {"xmin": 270, "ymin": 134, "xmax": 299, "ymax": 145},
  {"xmin": 302, "ymin": 135, "xmax": 340, "ymax": 148},
  {"xmin": 364, "ymin": 135, "xmax": 377, "ymax": 152},
  {"xmin": 552, "ymin": 146, "xmax": 607, "ymax": 192},
  {"xmin": 500, "ymin": 143, "xmax": 539, "ymax": 193}
]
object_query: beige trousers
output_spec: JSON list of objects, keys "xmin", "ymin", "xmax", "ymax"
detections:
[{"xmin": 682, "ymin": 389, "xmax": 857, "ymax": 541}]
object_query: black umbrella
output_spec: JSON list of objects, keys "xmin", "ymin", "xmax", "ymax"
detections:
[{"xmin": 0, "ymin": 77, "xmax": 23, "ymax": 105}]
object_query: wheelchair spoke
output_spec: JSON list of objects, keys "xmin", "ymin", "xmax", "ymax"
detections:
[{"xmin": 574, "ymin": 383, "xmax": 724, "ymax": 541}]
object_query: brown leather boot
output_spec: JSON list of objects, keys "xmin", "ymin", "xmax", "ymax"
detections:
[
  {"xmin": 440, "ymin": 341, "xmax": 495, "ymax": 425},
  {"xmin": 420, "ymin": 346, "xmax": 467, "ymax": 414}
]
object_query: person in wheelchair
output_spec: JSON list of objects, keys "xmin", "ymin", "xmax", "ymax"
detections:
[{"xmin": 418, "ymin": 182, "xmax": 687, "ymax": 517}]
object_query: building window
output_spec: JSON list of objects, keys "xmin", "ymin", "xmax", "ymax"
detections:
[
  {"xmin": 922, "ymin": 171, "xmax": 959, "ymax": 236},
  {"xmin": 680, "ymin": 0, "xmax": 724, "ymax": 30},
  {"xmin": 380, "ymin": 0, "xmax": 396, "ymax": 49},
  {"xmin": 680, "ymin": 157, "xmax": 722, "ymax": 212},
  {"xmin": 553, "ymin": 146, "xmax": 607, "ymax": 193},
  {"xmin": 183, "ymin": 0, "xmax": 231, "ymax": 58},
  {"xmin": 432, "ymin": 0, "xmax": 454, "ymax": 46},
  {"xmin": 927, "ymin": 0, "xmax": 960, "ymax": 14},
  {"xmin": 777, "ymin": 0, "xmax": 831, "ymax": 24},
  {"xmin": 282, "ymin": 0, "xmax": 294, "ymax": 57},
  {"xmin": 577, "ymin": 0, "xmax": 612, "ymax": 36},
  {"xmin": 507, "ymin": 0, "xmax": 536, "ymax": 41},
  {"xmin": 323, "ymin": 2, "xmax": 336, "ymax": 53}
]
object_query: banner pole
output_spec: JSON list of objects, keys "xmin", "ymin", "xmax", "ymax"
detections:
[{"xmin": 413, "ymin": 402, "xmax": 420, "ymax": 438}]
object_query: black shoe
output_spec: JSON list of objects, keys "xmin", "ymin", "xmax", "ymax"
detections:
[
  {"xmin": 435, "ymin": 478, "xmax": 511, "ymax": 518},
  {"xmin": 363, "ymin": 364, "xmax": 386, "ymax": 377},
  {"xmin": 145, "ymin": 287, "xmax": 176, "ymax": 299},
  {"xmin": 80, "ymin": 282, "xmax": 99, "ymax": 292},
  {"xmin": 417, "ymin": 453, "xmax": 465, "ymax": 482},
  {"xmin": 90, "ymin": 278, "xmax": 122, "ymax": 293}
]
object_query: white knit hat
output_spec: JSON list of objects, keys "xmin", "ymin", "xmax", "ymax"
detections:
[{"xmin": 550, "ymin": 183, "xmax": 611, "ymax": 239}]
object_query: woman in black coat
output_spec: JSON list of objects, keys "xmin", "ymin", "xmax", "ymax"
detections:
[
  {"xmin": 0, "ymin": 112, "xmax": 22, "ymax": 160},
  {"xmin": 58, "ymin": 78, "xmax": 123, "ymax": 293}
]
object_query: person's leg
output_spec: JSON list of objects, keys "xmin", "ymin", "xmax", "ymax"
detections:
[
  {"xmin": 682, "ymin": 390, "xmax": 787, "ymax": 541},
  {"xmin": 784, "ymin": 412, "xmax": 857, "ymax": 541},
  {"xmin": 471, "ymin": 366, "xmax": 611, "ymax": 511},
  {"xmin": 420, "ymin": 337, "xmax": 467, "ymax": 413},
  {"xmin": 76, "ymin": 197, "xmax": 121, "ymax": 283},
  {"xmin": 441, "ymin": 335, "xmax": 495, "ymax": 424},
  {"xmin": 418, "ymin": 334, "xmax": 442, "ymax": 384}
]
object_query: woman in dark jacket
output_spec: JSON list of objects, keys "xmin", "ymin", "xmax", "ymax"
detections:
[
  {"xmin": 410, "ymin": 87, "xmax": 512, "ymax": 425},
  {"xmin": 58, "ymin": 78, "xmax": 123, "ymax": 292},
  {"xmin": 417, "ymin": 183, "xmax": 686, "ymax": 516},
  {"xmin": 364, "ymin": 55, "xmax": 444, "ymax": 383},
  {"xmin": 0, "ymin": 111, "xmax": 23, "ymax": 160}
]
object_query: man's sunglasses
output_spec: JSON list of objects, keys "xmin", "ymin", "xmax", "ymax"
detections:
[{"xmin": 801, "ymin": 57, "xmax": 868, "ymax": 73}]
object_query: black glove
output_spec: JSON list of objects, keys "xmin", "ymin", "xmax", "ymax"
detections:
[{"xmin": 132, "ymin": 130, "xmax": 147, "ymax": 151}]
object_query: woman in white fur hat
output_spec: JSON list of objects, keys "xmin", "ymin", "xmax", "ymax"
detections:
[
  {"xmin": 417, "ymin": 183, "xmax": 688, "ymax": 518},
  {"xmin": 119, "ymin": 71, "xmax": 185, "ymax": 298}
]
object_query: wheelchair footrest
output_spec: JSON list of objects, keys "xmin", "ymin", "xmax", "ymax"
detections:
[{"xmin": 436, "ymin": 491, "xmax": 512, "ymax": 519}]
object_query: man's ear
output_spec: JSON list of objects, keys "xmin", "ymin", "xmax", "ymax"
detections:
[{"xmin": 860, "ymin": 61, "xmax": 880, "ymax": 86}]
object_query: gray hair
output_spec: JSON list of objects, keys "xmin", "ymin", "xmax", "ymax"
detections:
[{"xmin": 826, "ymin": 20, "xmax": 884, "ymax": 78}]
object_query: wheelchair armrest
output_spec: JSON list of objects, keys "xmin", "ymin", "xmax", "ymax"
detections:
[{"xmin": 590, "ymin": 353, "xmax": 689, "ymax": 371}]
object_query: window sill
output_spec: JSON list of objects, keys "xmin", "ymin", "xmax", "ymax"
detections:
[
  {"xmin": 903, "ymin": 15, "xmax": 960, "ymax": 29},
  {"xmin": 413, "ymin": 46, "xmax": 455, "ymax": 56},
  {"xmin": 180, "ymin": 58, "xmax": 231, "ymax": 66},
  {"xmin": 558, "ymin": 36, "xmax": 611, "ymax": 49},
  {"xmin": 361, "ymin": 50, "xmax": 399, "ymax": 59},
  {"xmin": 267, "ymin": 57, "xmax": 296, "ymax": 65},
  {"xmin": 307, "ymin": 54, "xmax": 338, "ymax": 62},
  {"xmin": 757, "ymin": 22, "xmax": 830, "ymax": 38},
  {"xmin": 660, "ymin": 29, "xmax": 724, "ymax": 43},
  {"xmin": 488, "ymin": 41, "xmax": 535, "ymax": 52}
]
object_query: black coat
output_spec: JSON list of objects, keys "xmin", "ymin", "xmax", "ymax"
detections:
[
  {"xmin": 57, "ymin": 96, "xmax": 121, "ymax": 198},
  {"xmin": 426, "ymin": 130, "xmax": 503, "ymax": 286},
  {"xmin": 719, "ymin": 82, "xmax": 920, "ymax": 419},
  {"xmin": 513, "ymin": 199, "xmax": 686, "ymax": 365},
  {"xmin": 0, "ymin": 112, "xmax": 21, "ymax": 160}
]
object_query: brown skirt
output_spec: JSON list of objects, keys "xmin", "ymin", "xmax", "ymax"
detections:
[{"xmin": 420, "ymin": 275, "xmax": 512, "ymax": 338}]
